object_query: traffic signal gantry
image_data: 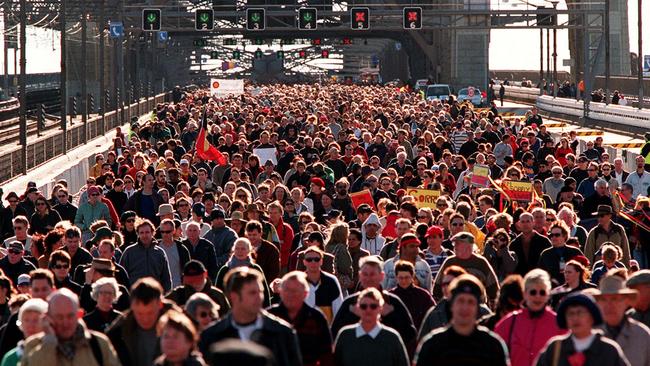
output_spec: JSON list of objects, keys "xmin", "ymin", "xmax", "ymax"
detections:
[{"xmin": 142, "ymin": 6, "xmax": 431, "ymax": 31}]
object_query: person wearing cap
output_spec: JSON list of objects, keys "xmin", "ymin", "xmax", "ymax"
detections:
[
  {"xmin": 331, "ymin": 256, "xmax": 416, "ymax": 355},
  {"xmin": 423, "ymin": 225, "xmax": 453, "ymax": 280},
  {"xmin": 415, "ymin": 274, "xmax": 509, "ymax": 366},
  {"xmin": 0, "ymin": 298, "xmax": 48, "ymax": 366},
  {"xmin": 584, "ymin": 205, "xmax": 630, "ymax": 267},
  {"xmin": 181, "ymin": 221, "xmax": 219, "ymax": 282},
  {"xmin": 382, "ymin": 233, "xmax": 432, "ymax": 293},
  {"xmin": 0, "ymin": 241, "xmax": 35, "ymax": 286},
  {"xmin": 626, "ymin": 270, "xmax": 650, "ymax": 328},
  {"xmin": 594, "ymin": 273, "xmax": 650, "ymax": 366},
  {"xmin": 118, "ymin": 211, "xmax": 138, "ymax": 249},
  {"xmin": 535, "ymin": 292, "xmax": 629, "ymax": 366},
  {"xmin": 181, "ymin": 202, "xmax": 211, "ymax": 237},
  {"xmin": 124, "ymin": 173, "xmax": 164, "ymax": 226},
  {"xmin": 79, "ymin": 258, "xmax": 131, "ymax": 313},
  {"xmin": 74, "ymin": 185, "xmax": 112, "ymax": 243},
  {"xmin": 16, "ymin": 274, "xmax": 31, "ymax": 294},
  {"xmin": 156, "ymin": 203, "xmax": 176, "ymax": 222},
  {"xmin": 379, "ymin": 218, "xmax": 412, "ymax": 261},
  {"xmin": 17, "ymin": 187, "xmax": 39, "ymax": 220},
  {"xmin": 570, "ymin": 156, "xmax": 590, "ymax": 186},
  {"xmin": 166, "ymin": 260, "xmax": 229, "ymax": 313},
  {"xmin": 433, "ymin": 232, "xmax": 500, "ymax": 303}
]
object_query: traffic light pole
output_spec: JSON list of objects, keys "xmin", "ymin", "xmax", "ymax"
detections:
[
  {"xmin": 60, "ymin": 0, "xmax": 67, "ymax": 151},
  {"xmin": 81, "ymin": 0, "xmax": 88, "ymax": 143},
  {"xmin": 99, "ymin": 0, "xmax": 105, "ymax": 134},
  {"xmin": 19, "ymin": 0, "xmax": 27, "ymax": 174}
]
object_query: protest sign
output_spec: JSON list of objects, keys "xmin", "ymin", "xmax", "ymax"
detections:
[
  {"xmin": 350, "ymin": 189, "xmax": 375, "ymax": 210},
  {"xmin": 471, "ymin": 164, "xmax": 490, "ymax": 187},
  {"xmin": 253, "ymin": 148, "xmax": 278, "ymax": 165},
  {"xmin": 406, "ymin": 189, "xmax": 441, "ymax": 208},
  {"xmin": 502, "ymin": 180, "xmax": 534, "ymax": 202}
]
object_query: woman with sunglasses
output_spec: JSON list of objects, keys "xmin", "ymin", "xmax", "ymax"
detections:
[
  {"xmin": 118, "ymin": 211, "xmax": 138, "ymax": 250},
  {"xmin": 538, "ymin": 221, "xmax": 584, "ymax": 286},
  {"xmin": 334, "ymin": 287, "xmax": 409, "ymax": 366},
  {"xmin": 28, "ymin": 196, "xmax": 61, "ymax": 236},
  {"xmin": 185, "ymin": 293, "xmax": 220, "ymax": 333},
  {"xmin": 494, "ymin": 269, "xmax": 565, "ymax": 366},
  {"xmin": 0, "ymin": 192, "xmax": 28, "ymax": 240}
]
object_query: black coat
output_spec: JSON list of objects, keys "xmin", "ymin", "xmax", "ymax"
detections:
[
  {"xmin": 535, "ymin": 333, "xmax": 629, "ymax": 366},
  {"xmin": 198, "ymin": 311, "xmax": 302, "ymax": 366},
  {"xmin": 52, "ymin": 202, "xmax": 78, "ymax": 223},
  {"xmin": 510, "ymin": 232, "xmax": 552, "ymax": 276},
  {"xmin": 182, "ymin": 238, "xmax": 218, "ymax": 281},
  {"xmin": 83, "ymin": 308, "xmax": 123, "ymax": 332}
]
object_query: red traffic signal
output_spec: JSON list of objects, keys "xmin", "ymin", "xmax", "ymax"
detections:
[
  {"xmin": 403, "ymin": 7, "xmax": 422, "ymax": 29},
  {"xmin": 298, "ymin": 50, "xmax": 307, "ymax": 58},
  {"xmin": 350, "ymin": 7, "xmax": 369, "ymax": 30},
  {"xmin": 321, "ymin": 50, "xmax": 329, "ymax": 58},
  {"xmin": 312, "ymin": 38, "xmax": 322, "ymax": 46},
  {"xmin": 342, "ymin": 37, "xmax": 352, "ymax": 45}
]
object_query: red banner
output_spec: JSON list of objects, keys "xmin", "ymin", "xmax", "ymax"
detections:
[{"xmin": 349, "ymin": 189, "xmax": 376, "ymax": 210}]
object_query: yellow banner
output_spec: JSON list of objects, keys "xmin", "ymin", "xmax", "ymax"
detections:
[
  {"xmin": 406, "ymin": 189, "xmax": 441, "ymax": 208},
  {"xmin": 502, "ymin": 180, "xmax": 534, "ymax": 202}
]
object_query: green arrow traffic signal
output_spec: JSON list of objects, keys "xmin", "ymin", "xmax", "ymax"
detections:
[{"xmin": 142, "ymin": 9, "xmax": 161, "ymax": 31}]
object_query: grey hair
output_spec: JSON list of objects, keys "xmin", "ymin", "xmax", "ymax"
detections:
[
  {"xmin": 594, "ymin": 179, "xmax": 608, "ymax": 189},
  {"xmin": 47, "ymin": 287, "xmax": 79, "ymax": 312},
  {"xmin": 185, "ymin": 292, "xmax": 220, "ymax": 320},
  {"xmin": 91, "ymin": 277, "xmax": 122, "ymax": 302},
  {"xmin": 523, "ymin": 269, "xmax": 552, "ymax": 291},
  {"xmin": 280, "ymin": 271, "xmax": 309, "ymax": 292}
]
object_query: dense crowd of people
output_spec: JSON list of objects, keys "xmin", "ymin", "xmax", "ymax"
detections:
[{"xmin": 0, "ymin": 83, "xmax": 650, "ymax": 366}]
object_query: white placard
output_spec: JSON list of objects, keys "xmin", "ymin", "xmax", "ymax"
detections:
[
  {"xmin": 210, "ymin": 79, "xmax": 244, "ymax": 97},
  {"xmin": 253, "ymin": 148, "xmax": 277, "ymax": 165}
]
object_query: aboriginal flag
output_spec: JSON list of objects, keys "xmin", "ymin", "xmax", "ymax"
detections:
[{"xmin": 196, "ymin": 111, "xmax": 227, "ymax": 166}]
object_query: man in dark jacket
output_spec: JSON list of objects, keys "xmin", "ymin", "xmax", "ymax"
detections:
[
  {"xmin": 123, "ymin": 174, "xmax": 164, "ymax": 225},
  {"xmin": 198, "ymin": 267, "xmax": 302, "ymax": 366},
  {"xmin": 510, "ymin": 212, "xmax": 552, "ymax": 276},
  {"xmin": 182, "ymin": 221, "xmax": 219, "ymax": 281},
  {"xmin": 107, "ymin": 277, "xmax": 182, "ymax": 366},
  {"xmin": 0, "ymin": 241, "xmax": 36, "ymax": 285},
  {"xmin": 52, "ymin": 188, "xmax": 77, "ymax": 222},
  {"xmin": 203, "ymin": 208, "xmax": 238, "ymax": 269},
  {"xmin": 331, "ymin": 256, "xmax": 417, "ymax": 352},
  {"xmin": 246, "ymin": 220, "xmax": 280, "ymax": 282},
  {"xmin": 120, "ymin": 220, "xmax": 172, "ymax": 292},
  {"xmin": 166, "ymin": 260, "xmax": 230, "ymax": 312}
]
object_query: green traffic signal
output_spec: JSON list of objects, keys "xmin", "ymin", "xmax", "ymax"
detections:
[
  {"xmin": 246, "ymin": 8, "xmax": 265, "ymax": 30},
  {"xmin": 195, "ymin": 9, "xmax": 214, "ymax": 30},
  {"xmin": 142, "ymin": 9, "xmax": 161, "ymax": 31},
  {"xmin": 298, "ymin": 8, "xmax": 317, "ymax": 30}
]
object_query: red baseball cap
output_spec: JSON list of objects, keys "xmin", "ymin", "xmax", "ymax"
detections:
[{"xmin": 425, "ymin": 225, "xmax": 444, "ymax": 238}]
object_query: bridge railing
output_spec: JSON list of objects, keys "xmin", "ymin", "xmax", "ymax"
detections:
[{"xmin": 0, "ymin": 92, "xmax": 170, "ymax": 184}]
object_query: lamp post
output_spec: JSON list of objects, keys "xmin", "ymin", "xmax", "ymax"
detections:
[
  {"xmin": 550, "ymin": 0, "xmax": 559, "ymax": 97},
  {"xmin": 638, "ymin": 0, "xmax": 644, "ymax": 109},
  {"xmin": 604, "ymin": 0, "xmax": 610, "ymax": 104}
]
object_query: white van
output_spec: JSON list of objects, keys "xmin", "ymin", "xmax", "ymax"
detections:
[{"xmin": 425, "ymin": 84, "xmax": 452, "ymax": 101}]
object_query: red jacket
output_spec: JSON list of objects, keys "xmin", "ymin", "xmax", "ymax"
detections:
[
  {"xmin": 273, "ymin": 218, "xmax": 294, "ymax": 270},
  {"xmin": 494, "ymin": 307, "xmax": 566, "ymax": 366}
]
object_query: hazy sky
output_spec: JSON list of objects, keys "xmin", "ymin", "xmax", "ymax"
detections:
[{"xmin": 1, "ymin": 0, "xmax": 648, "ymax": 75}]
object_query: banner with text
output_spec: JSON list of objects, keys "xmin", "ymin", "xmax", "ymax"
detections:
[
  {"xmin": 471, "ymin": 164, "xmax": 490, "ymax": 187},
  {"xmin": 210, "ymin": 79, "xmax": 244, "ymax": 97},
  {"xmin": 406, "ymin": 189, "xmax": 441, "ymax": 208},
  {"xmin": 501, "ymin": 180, "xmax": 534, "ymax": 202}
]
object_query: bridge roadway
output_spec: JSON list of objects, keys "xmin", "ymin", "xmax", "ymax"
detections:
[{"xmin": 1, "ymin": 98, "xmax": 644, "ymax": 205}]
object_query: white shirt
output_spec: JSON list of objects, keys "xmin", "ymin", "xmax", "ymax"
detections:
[
  {"xmin": 572, "ymin": 333, "xmax": 596, "ymax": 352},
  {"xmin": 231, "ymin": 315, "xmax": 264, "ymax": 341},
  {"xmin": 355, "ymin": 323, "xmax": 382, "ymax": 339}
]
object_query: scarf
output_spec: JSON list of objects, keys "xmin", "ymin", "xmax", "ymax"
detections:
[{"xmin": 57, "ymin": 324, "xmax": 85, "ymax": 360}]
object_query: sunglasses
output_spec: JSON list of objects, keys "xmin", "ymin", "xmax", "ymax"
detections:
[
  {"xmin": 528, "ymin": 289, "xmax": 547, "ymax": 296},
  {"xmin": 546, "ymin": 218, "xmax": 555, "ymax": 222},
  {"xmin": 197, "ymin": 311, "xmax": 211, "ymax": 318},
  {"xmin": 90, "ymin": 193, "xmax": 100, "ymax": 197},
  {"xmin": 53, "ymin": 264, "xmax": 69, "ymax": 270},
  {"xmin": 8, "ymin": 249, "xmax": 22, "ymax": 255},
  {"xmin": 8, "ymin": 200, "xmax": 18, "ymax": 204},
  {"xmin": 451, "ymin": 223, "xmax": 464, "ymax": 227},
  {"xmin": 126, "ymin": 219, "xmax": 136, "ymax": 223},
  {"xmin": 304, "ymin": 257, "xmax": 321, "ymax": 263},
  {"xmin": 549, "ymin": 232, "xmax": 563, "ymax": 237},
  {"xmin": 160, "ymin": 230, "xmax": 173, "ymax": 234},
  {"xmin": 359, "ymin": 303, "xmax": 379, "ymax": 310},
  {"xmin": 57, "ymin": 195, "xmax": 67, "ymax": 198},
  {"xmin": 36, "ymin": 202, "xmax": 47, "ymax": 206}
]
